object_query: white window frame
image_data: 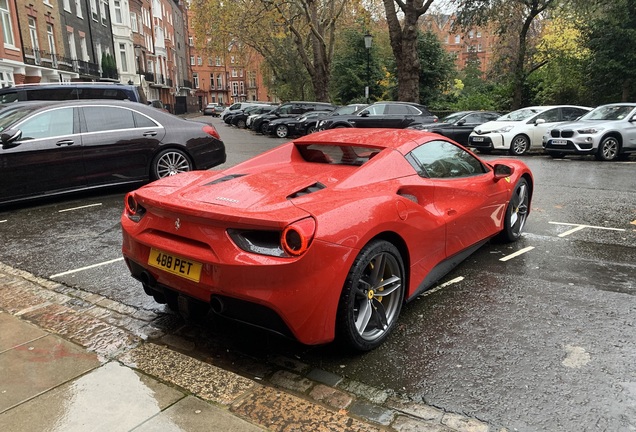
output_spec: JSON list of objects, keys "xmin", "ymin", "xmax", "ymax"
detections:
[
  {"xmin": 119, "ymin": 43, "xmax": 128, "ymax": 72},
  {"xmin": 114, "ymin": 0, "xmax": 123, "ymax": 24},
  {"xmin": 100, "ymin": 0, "xmax": 107, "ymax": 25},
  {"xmin": 190, "ymin": 55, "xmax": 195, "ymax": 66},
  {"xmin": 80, "ymin": 35, "xmax": 89, "ymax": 61},
  {"xmin": 0, "ymin": 69, "xmax": 15, "ymax": 88},
  {"xmin": 131, "ymin": 12, "xmax": 138, "ymax": 32},
  {"xmin": 89, "ymin": 0, "xmax": 98, "ymax": 21},
  {"xmin": 0, "ymin": 0, "xmax": 15, "ymax": 47},
  {"xmin": 62, "ymin": 0, "xmax": 71, "ymax": 12},
  {"xmin": 193, "ymin": 73, "xmax": 199, "ymax": 88},
  {"xmin": 216, "ymin": 73, "xmax": 222, "ymax": 89},
  {"xmin": 47, "ymin": 24, "xmax": 57, "ymax": 65},
  {"xmin": 197, "ymin": 56, "xmax": 202, "ymax": 66},
  {"xmin": 75, "ymin": 0, "xmax": 83, "ymax": 18}
]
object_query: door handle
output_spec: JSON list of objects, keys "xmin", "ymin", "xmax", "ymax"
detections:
[
  {"xmin": 55, "ymin": 140, "xmax": 74, "ymax": 146},
  {"xmin": 447, "ymin": 209, "xmax": 457, "ymax": 216},
  {"xmin": 143, "ymin": 131, "xmax": 157, "ymax": 137}
]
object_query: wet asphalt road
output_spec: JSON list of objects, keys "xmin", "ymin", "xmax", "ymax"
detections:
[{"xmin": 0, "ymin": 116, "xmax": 634, "ymax": 431}]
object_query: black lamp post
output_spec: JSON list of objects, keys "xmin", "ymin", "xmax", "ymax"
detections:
[{"xmin": 364, "ymin": 33, "xmax": 373, "ymax": 103}]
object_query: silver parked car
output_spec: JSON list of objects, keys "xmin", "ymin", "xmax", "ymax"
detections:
[{"xmin": 543, "ymin": 103, "xmax": 636, "ymax": 161}]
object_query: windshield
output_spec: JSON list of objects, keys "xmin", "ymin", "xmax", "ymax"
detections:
[
  {"xmin": 580, "ymin": 105, "xmax": 636, "ymax": 121},
  {"xmin": 440, "ymin": 112, "xmax": 468, "ymax": 124},
  {"xmin": 0, "ymin": 106, "xmax": 35, "ymax": 133},
  {"xmin": 498, "ymin": 108, "xmax": 542, "ymax": 121}
]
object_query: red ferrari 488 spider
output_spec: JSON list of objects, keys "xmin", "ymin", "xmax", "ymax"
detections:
[{"xmin": 121, "ymin": 128, "xmax": 533, "ymax": 351}]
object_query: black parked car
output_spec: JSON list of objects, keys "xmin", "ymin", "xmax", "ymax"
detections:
[
  {"xmin": 0, "ymin": 100, "xmax": 226, "ymax": 206},
  {"xmin": 407, "ymin": 111, "xmax": 501, "ymax": 146},
  {"xmin": 0, "ymin": 83, "xmax": 146, "ymax": 104},
  {"xmin": 223, "ymin": 103, "xmax": 270, "ymax": 125},
  {"xmin": 265, "ymin": 111, "xmax": 332, "ymax": 138},
  {"xmin": 316, "ymin": 101, "xmax": 437, "ymax": 130},
  {"xmin": 251, "ymin": 101, "xmax": 337, "ymax": 134},
  {"xmin": 231, "ymin": 105, "xmax": 276, "ymax": 129}
]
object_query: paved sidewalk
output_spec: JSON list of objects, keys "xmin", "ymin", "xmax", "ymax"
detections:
[{"xmin": 0, "ymin": 263, "xmax": 498, "ymax": 432}]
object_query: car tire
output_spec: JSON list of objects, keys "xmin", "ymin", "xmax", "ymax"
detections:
[
  {"xmin": 336, "ymin": 240, "xmax": 405, "ymax": 351},
  {"xmin": 509, "ymin": 135, "xmax": 530, "ymax": 156},
  {"xmin": 152, "ymin": 148, "xmax": 193, "ymax": 180},
  {"xmin": 259, "ymin": 122, "xmax": 269, "ymax": 134},
  {"xmin": 275, "ymin": 125, "xmax": 289, "ymax": 138},
  {"xmin": 306, "ymin": 125, "xmax": 317, "ymax": 134},
  {"xmin": 236, "ymin": 119, "xmax": 246, "ymax": 129},
  {"xmin": 496, "ymin": 178, "xmax": 530, "ymax": 243},
  {"xmin": 595, "ymin": 136, "xmax": 620, "ymax": 161}
]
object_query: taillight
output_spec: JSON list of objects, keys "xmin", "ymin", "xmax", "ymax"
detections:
[
  {"xmin": 281, "ymin": 218, "xmax": 316, "ymax": 256},
  {"xmin": 125, "ymin": 193, "xmax": 145, "ymax": 222},
  {"xmin": 202, "ymin": 124, "xmax": 221, "ymax": 140}
]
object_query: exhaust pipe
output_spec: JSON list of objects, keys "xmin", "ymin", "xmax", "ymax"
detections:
[
  {"xmin": 140, "ymin": 271, "xmax": 157, "ymax": 288},
  {"xmin": 210, "ymin": 296, "xmax": 225, "ymax": 314}
]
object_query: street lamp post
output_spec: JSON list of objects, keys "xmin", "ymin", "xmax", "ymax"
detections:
[{"xmin": 364, "ymin": 33, "xmax": 373, "ymax": 103}]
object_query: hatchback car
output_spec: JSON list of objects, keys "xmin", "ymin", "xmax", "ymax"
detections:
[
  {"xmin": 316, "ymin": 101, "xmax": 438, "ymax": 131},
  {"xmin": 0, "ymin": 100, "xmax": 226, "ymax": 206},
  {"xmin": 544, "ymin": 103, "xmax": 636, "ymax": 161},
  {"xmin": 467, "ymin": 105, "xmax": 591, "ymax": 155},
  {"xmin": 408, "ymin": 111, "xmax": 501, "ymax": 146}
]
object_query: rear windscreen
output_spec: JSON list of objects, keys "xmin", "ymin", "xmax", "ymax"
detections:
[{"xmin": 297, "ymin": 144, "xmax": 381, "ymax": 166}]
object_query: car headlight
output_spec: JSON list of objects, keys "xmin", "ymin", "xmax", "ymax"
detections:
[
  {"xmin": 577, "ymin": 127, "xmax": 603, "ymax": 134},
  {"xmin": 493, "ymin": 126, "xmax": 513, "ymax": 133}
]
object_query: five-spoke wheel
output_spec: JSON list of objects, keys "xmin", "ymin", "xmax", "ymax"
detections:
[
  {"xmin": 275, "ymin": 124, "xmax": 289, "ymax": 138},
  {"xmin": 497, "ymin": 178, "xmax": 530, "ymax": 242},
  {"xmin": 595, "ymin": 136, "xmax": 620, "ymax": 161},
  {"xmin": 337, "ymin": 240, "xmax": 405, "ymax": 351}
]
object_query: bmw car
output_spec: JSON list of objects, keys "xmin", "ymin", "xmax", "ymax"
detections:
[
  {"xmin": 0, "ymin": 100, "xmax": 225, "ymax": 206},
  {"xmin": 121, "ymin": 129, "xmax": 533, "ymax": 351},
  {"xmin": 544, "ymin": 103, "xmax": 636, "ymax": 161}
]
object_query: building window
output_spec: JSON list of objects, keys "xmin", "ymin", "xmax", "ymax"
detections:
[
  {"xmin": 197, "ymin": 56, "xmax": 202, "ymax": 66},
  {"xmin": 190, "ymin": 56, "xmax": 195, "ymax": 66},
  {"xmin": 75, "ymin": 0, "xmax": 83, "ymax": 18},
  {"xmin": 231, "ymin": 69, "xmax": 237, "ymax": 78},
  {"xmin": 215, "ymin": 56, "xmax": 221, "ymax": 66},
  {"xmin": 188, "ymin": 37, "xmax": 193, "ymax": 46},
  {"xmin": 0, "ymin": 69, "xmax": 15, "ymax": 88},
  {"xmin": 47, "ymin": 24, "xmax": 57, "ymax": 64},
  {"xmin": 477, "ymin": 31, "xmax": 482, "ymax": 38},
  {"xmin": 454, "ymin": 35, "xmax": 460, "ymax": 44},
  {"xmin": 90, "ymin": 0, "xmax": 98, "ymax": 20},
  {"xmin": 239, "ymin": 81, "xmax": 244, "ymax": 95},
  {"xmin": 100, "ymin": 0, "xmax": 107, "ymax": 25},
  {"xmin": 210, "ymin": 74, "xmax": 214, "ymax": 89},
  {"xmin": 477, "ymin": 44, "xmax": 483, "ymax": 52},
  {"xmin": 62, "ymin": 0, "xmax": 71, "ymax": 12},
  {"xmin": 119, "ymin": 43, "xmax": 128, "ymax": 72},
  {"xmin": 468, "ymin": 30, "xmax": 474, "ymax": 39},
  {"xmin": 216, "ymin": 73, "xmax": 223, "ymax": 89},
  {"xmin": 131, "ymin": 13, "xmax": 138, "ymax": 32},
  {"xmin": 28, "ymin": 18, "xmax": 41, "ymax": 64},
  {"xmin": 114, "ymin": 0, "xmax": 122, "ymax": 24},
  {"xmin": 0, "ymin": 0, "xmax": 15, "ymax": 47},
  {"xmin": 193, "ymin": 73, "xmax": 199, "ymax": 88},
  {"xmin": 230, "ymin": 55, "xmax": 235, "ymax": 64},
  {"xmin": 80, "ymin": 36, "xmax": 89, "ymax": 61},
  {"xmin": 231, "ymin": 82, "xmax": 238, "ymax": 96},
  {"xmin": 67, "ymin": 31, "xmax": 77, "ymax": 61},
  {"xmin": 207, "ymin": 57, "xmax": 213, "ymax": 66}
]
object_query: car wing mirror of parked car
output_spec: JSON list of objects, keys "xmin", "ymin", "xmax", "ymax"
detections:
[
  {"xmin": 360, "ymin": 111, "xmax": 370, "ymax": 117},
  {"xmin": 535, "ymin": 118, "xmax": 545, "ymax": 125},
  {"xmin": 456, "ymin": 119, "xmax": 466, "ymax": 125},
  {"xmin": 493, "ymin": 163, "xmax": 515, "ymax": 180},
  {"xmin": 630, "ymin": 115, "xmax": 636, "ymax": 122},
  {"xmin": 1, "ymin": 128, "xmax": 22, "ymax": 149}
]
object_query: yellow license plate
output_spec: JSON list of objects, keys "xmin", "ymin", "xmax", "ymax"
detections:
[{"xmin": 148, "ymin": 248, "xmax": 203, "ymax": 282}]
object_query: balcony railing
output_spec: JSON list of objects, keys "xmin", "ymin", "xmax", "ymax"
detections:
[
  {"xmin": 23, "ymin": 48, "xmax": 100, "ymax": 78},
  {"xmin": 182, "ymin": 79, "xmax": 192, "ymax": 89}
]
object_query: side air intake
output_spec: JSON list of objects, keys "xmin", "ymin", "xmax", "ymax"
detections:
[
  {"xmin": 287, "ymin": 182, "xmax": 326, "ymax": 199},
  {"xmin": 205, "ymin": 174, "xmax": 245, "ymax": 186}
]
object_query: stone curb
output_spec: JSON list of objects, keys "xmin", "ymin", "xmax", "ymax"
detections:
[{"xmin": 0, "ymin": 262, "xmax": 503, "ymax": 432}]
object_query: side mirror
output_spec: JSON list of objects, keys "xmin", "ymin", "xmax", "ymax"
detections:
[
  {"xmin": 1, "ymin": 128, "xmax": 22, "ymax": 148},
  {"xmin": 493, "ymin": 163, "xmax": 515, "ymax": 180},
  {"xmin": 359, "ymin": 111, "xmax": 370, "ymax": 117},
  {"xmin": 535, "ymin": 118, "xmax": 545, "ymax": 125},
  {"xmin": 630, "ymin": 115, "xmax": 636, "ymax": 122},
  {"xmin": 456, "ymin": 119, "xmax": 466, "ymax": 125}
]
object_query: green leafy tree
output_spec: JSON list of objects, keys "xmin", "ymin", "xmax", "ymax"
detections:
[
  {"xmin": 584, "ymin": 0, "xmax": 636, "ymax": 102},
  {"xmin": 417, "ymin": 30, "xmax": 456, "ymax": 106}
]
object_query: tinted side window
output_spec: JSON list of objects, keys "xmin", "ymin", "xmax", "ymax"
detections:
[
  {"xmin": 366, "ymin": 104, "xmax": 386, "ymax": 115},
  {"xmin": 464, "ymin": 114, "xmax": 482, "ymax": 124},
  {"xmin": 562, "ymin": 107, "xmax": 588, "ymax": 121},
  {"xmin": 387, "ymin": 104, "xmax": 410, "ymax": 115},
  {"xmin": 26, "ymin": 87, "xmax": 76, "ymax": 101},
  {"xmin": 407, "ymin": 140, "xmax": 486, "ymax": 179},
  {"xmin": 83, "ymin": 106, "xmax": 135, "ymax": 132},
  {"xmin": 17, "ymin": 107, "xmax": 75, "ymax": 140},
  {"xmin": 535, "ymin": 108, "xmax": 559, "ymax": 123},
  {"xmin": 133, "ymin": 111, "xmax": 158, "ymax": 127}
]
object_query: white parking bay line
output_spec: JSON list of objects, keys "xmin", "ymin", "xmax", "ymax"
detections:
[
  {"xmin": 0, "ymin": 220, "xmax": 7, "ymax": 223},
  {"xmin": 500, "ymin": 246, "xmax": 535, "ymax": 262},
  {"xmin": 50, "ymin": 257, "xmax": 124, "ymax": 279},
  {"xmin": 549, "ymin": 221, "xmax": 626, "ymax": 237},
  {"xmin": 58, "ymin": 203, "xmax": 102, "ymax": 213},
  {"xmin": 419, "ymin": 276, "xmax": 465, "ymax": 298}
]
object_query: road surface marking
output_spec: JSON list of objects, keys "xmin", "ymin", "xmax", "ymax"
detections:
[
  {"xmin": 0, "ymin": 220, "xmax": 6, "ymax": 223},
  {"xmin": 549, "ymin": 221, "xmax": 626, "ymax": 237},
  {"xmin": 419, "ymin": 276, "xmax": 465, "ymax": 298},
  {"xmin": 58, "ymin": 203, "xmax": 103, "ymax": 213},
  {"xmin": 50, "ymin": 257, "xmax": 124, "ymax": 279},
  {"xmin": 500, "ymin": 246, "xmax": 535, "ymax": 262}
]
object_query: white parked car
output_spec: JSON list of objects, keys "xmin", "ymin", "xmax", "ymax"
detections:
[
  {"xmin": 543, "ymin": 103, "xmax": 636, "ymax": 161},
  {"xmin": 467, "ymin": 105, "xmax": 591, "ymax": 155}
]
